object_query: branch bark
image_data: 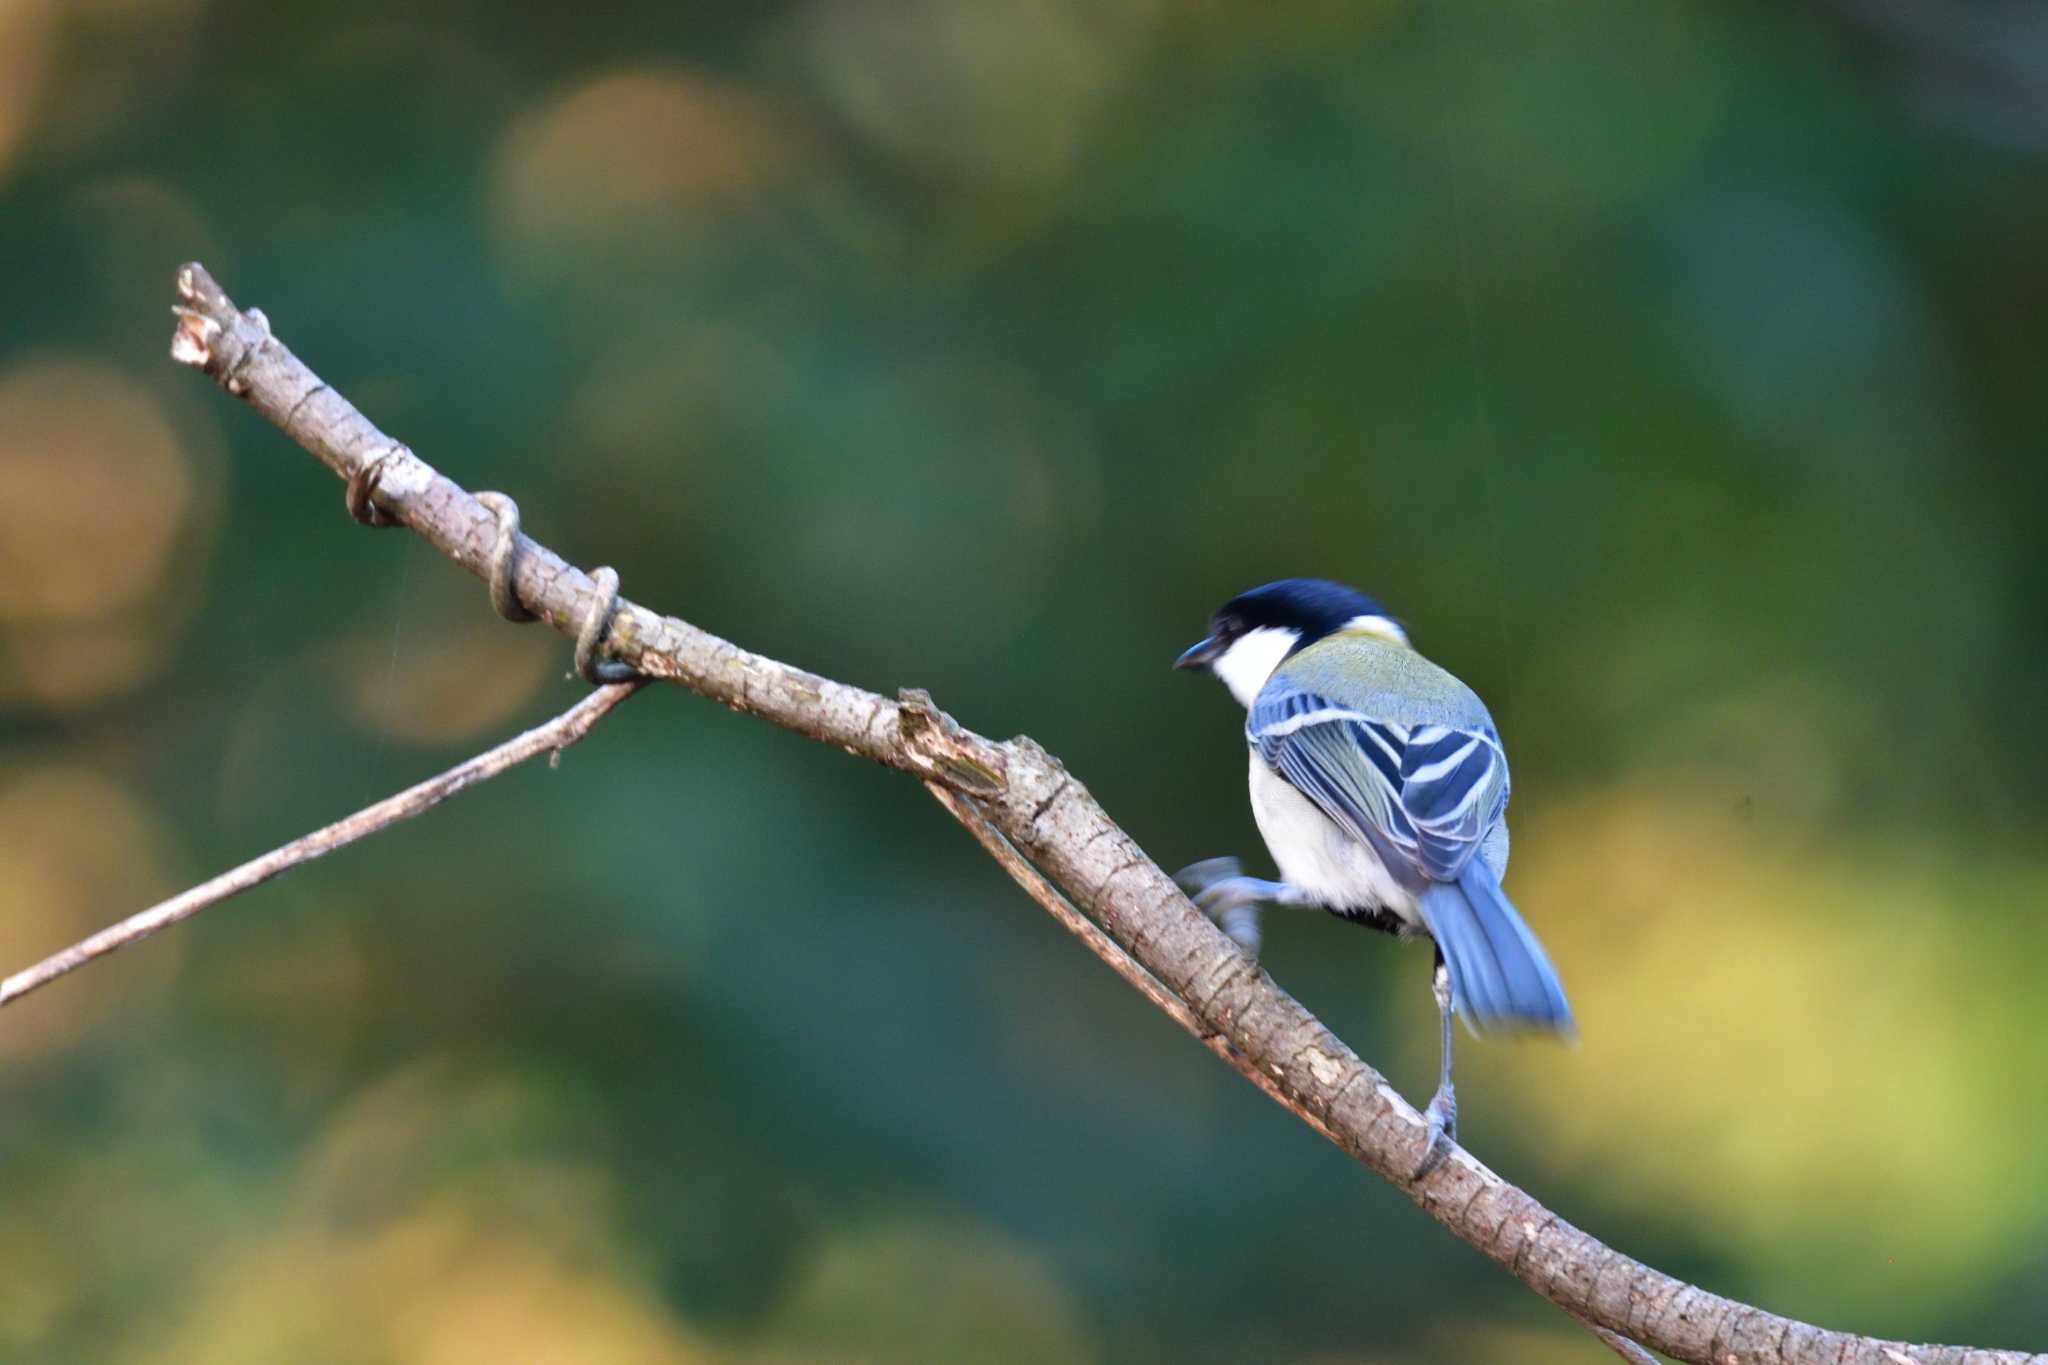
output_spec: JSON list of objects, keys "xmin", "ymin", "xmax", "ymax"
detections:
[
  {"xmin": 160, "ymin": 263, "xmax": 2041, "ymax": 1365},
  {"xmin": 1, "ymin": 681, "xmax": 641, "ymax": 1009}
]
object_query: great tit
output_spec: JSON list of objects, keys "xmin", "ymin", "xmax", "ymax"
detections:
[{"xmin": 1175, "ymin": 578, "xmax": 1572, "ymax": 1153}]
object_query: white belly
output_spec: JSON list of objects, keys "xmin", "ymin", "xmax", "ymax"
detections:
[{"xmin": 1247, "ymin": 752, "xmax": 1422, "ymax": 930}]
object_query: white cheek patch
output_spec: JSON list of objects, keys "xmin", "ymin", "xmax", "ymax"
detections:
[{"xmin": 1213, "ymin": 627, "xmax": 1299, "ymax": 708}]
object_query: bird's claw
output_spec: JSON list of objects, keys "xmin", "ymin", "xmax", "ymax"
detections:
[
  {"xmin": 1214, "ymin": 903, "xmax": 1262, "ymax": 959},
  {"xmin": 1177, "ymin": 864, "xmax": 1267, "ymax": 917},
  {"xmin": 1194, "ymin": 878, "xmax": 1269, "ymax": 916},
  {"xmin": 1414, "ymin": 1084, "xmax": 1458, "ymax": 1180},
  {"xmin": 1173, "ymin": 857, "xmax": 1264, "ymax": 958},
  {"xmin": 1173, "ymin": 856, "xmax": 1244, "ymax": 897}
]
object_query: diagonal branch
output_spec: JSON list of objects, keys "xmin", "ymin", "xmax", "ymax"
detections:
[
  {"xmin": 155, "ymin": 263, "xmax": 2041, "ymax": 1365},
  {"xmin": 0, "ymin": 681, "xmax": 641, "ymax": 1009},
  {"xmin": 923, "ymin": 780, "xmax": 1346, "ymax": 1149}
]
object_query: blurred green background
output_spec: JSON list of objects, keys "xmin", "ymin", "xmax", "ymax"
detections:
[{"xmin": 3, "ymin": 1, "xmax": 2046, "ymax": 1361}]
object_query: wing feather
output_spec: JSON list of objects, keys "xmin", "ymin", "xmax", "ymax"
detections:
[{"xmin": 1248, "ymin": 681, "xmax": 1508, "ymax": 883}]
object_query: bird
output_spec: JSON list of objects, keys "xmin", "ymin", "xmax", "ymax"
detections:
[{"xmin": 1173, "ymin": 577, "xmax": 1572, "ymax": 1159}]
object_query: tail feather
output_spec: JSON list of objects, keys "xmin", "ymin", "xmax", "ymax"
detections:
[{"xmin": 1416, "ymin": 864, "xmax": 1573, "ymax": 1035}]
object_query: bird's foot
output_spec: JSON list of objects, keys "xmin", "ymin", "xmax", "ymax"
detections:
[
  {"xmin": 1173, "ymin": 856, "xmax": 1245, "ymax": 899},
  {"xmin": 1172, "ymin": 858, "xmax": 1281, "ymax": 958},
  {"xmin": 1215, "ymin": 903, "xmax": 1262, "ymax": 959},
  {"xmin": 1414, "ymin": 1083, "xmax": 1457, "ymax": 1180},
  {"xmin": 1174, "ymin": 858, "xmax": 1291, "ymax": 916}
]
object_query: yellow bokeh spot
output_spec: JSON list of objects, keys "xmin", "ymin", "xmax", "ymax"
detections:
[
  {"xmin": 484, "ymin": 65, "xmax": 814, "ymax": 279},
  {"xmin": 0, "ymin": 1217, "xmax": 75, "ymax": 1351},
  {"xmin": 0, "ymin": 355, "xmax": 194, "ymax": 618},
  {"xmin": 0, "ymin": 762, "xmax": 186, "ymax": 1060},
  {"xmin": 0, "ymin": 353, "xmax": 215, "ymax": 709},
  {"xmin": 387, "ymin": 1239, "xmax": 713, "ymax": 1365},
  {"xmin": 0, "ymin": 616, "xmax": 177, "ymax": 710},
  {"xmin": 761, "ymin": 1212, "xmax": 1101, "ymax": 1364},
  {"xmin": 136, "ymin": 1054, "xmax": 710, "ymax": 1363},
  {"xmin": 0, "ymin": 0, "xmax": 56, "ymax": 186},
  {"xmin": 333, "ymin": 564, "xmax": 556, "ymax": 746},
  {"xmin": 150, "ymin": 1208, "xmax": 712, "ymax": 1365},
  {"xmin": 1486, "ymin": 783, "xmax": 2048, "ymax": 1312},
  {"xmin": 794, "ymin": 0, "xmax": 1153, "ymax": 196}
]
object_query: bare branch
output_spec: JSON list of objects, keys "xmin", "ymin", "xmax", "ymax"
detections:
[
  {"xmin": 154, "ymin": 263, "xmax": 2043, "ymax": 1365},
  {"xmin": 0, "ymin": 681, "xmax": 641, "ymax": 1009},
  {"xmin": 925, "ymin": 779, "xmax": 1684, "ymax": 1364}
]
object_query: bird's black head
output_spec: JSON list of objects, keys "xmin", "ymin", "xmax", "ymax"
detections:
[
  {"xmin": 1213, "ymin": 578, "xmax": 1393, "ymax": 643},
  {"xmin": 1175, "ymin": 578, "xmax": 1406, "ymax": 705}
]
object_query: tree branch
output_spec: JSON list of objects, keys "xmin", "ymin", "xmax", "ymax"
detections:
[
  {"xmin": 0, "ymin": 680, "xmax": 641, "ymax": 1009},
  {"xmin": 156, "ymin": 263, "xmax": 2040, "ymax": 1365},
  {"xmin": 923, "ymin": 780, "xmax": 1347, "ymax": 1149}
]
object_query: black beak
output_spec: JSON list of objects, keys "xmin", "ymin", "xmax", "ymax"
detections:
[{"xmin": 1175, "ymin": 636, "xmax": 1224, "ymax": 670}]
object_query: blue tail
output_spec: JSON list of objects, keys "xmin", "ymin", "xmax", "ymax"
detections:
[{"xmin": 1416, "ymin": 862, "xmax": 1574, "ymax": 1035}]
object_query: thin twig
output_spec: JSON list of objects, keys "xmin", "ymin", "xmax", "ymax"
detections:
[
  {"xmin": 1580, "ymin": 1313, "xmax": 1664, "ymax": 1365},
  {"xmin": 150, "ymin": 263, "xmax": 2044, "ymax": 1365},
  {"xmin": 1602, "ymin": 1332, "xmax": 1661, "ymax": 1365},
  {"xmin": 0, "ymin": 681, "xmax": 641, "ymax": 1009}
]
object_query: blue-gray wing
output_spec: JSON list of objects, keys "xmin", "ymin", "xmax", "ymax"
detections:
[{"xmin": 1247, "ymin": 682, "xmax": 1510, "ymax": 883}]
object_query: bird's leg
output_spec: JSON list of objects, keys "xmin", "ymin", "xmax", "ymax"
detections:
[
  {"xmin": 1416, "ymin": 956, "xmax": 1458, "ymax": 1177},
  {"xmin": 1172, "ymin": 857, "xmax": 1309, "ymax": 959},
  {"xmin": 1216, "ymin": 901, "xmax": 1264, "ymax": 959}
]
